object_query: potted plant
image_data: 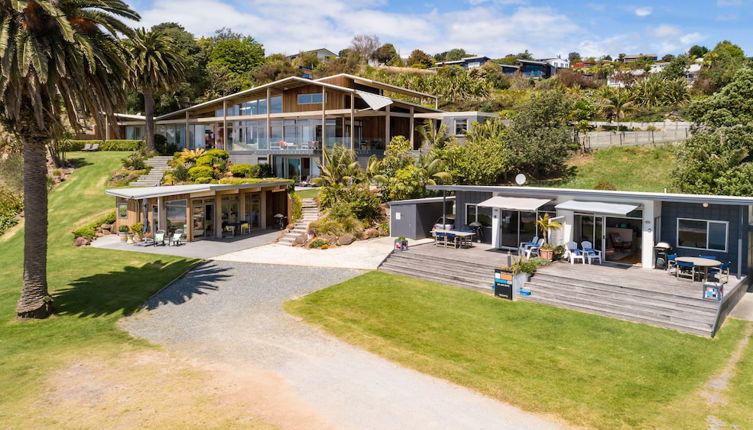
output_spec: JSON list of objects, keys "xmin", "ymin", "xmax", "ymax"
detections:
[
  {"xmin": 118, "ymin": 225, "xmax": 129, "ymax": 242},
  {"xmin": 539, "ymin": 243, "xmax": 555, "ymax": 260},
  {"xmin": 131, "ymin": 222, "xmax": 143, "ymax": 242},
  {"xmin": 536, "ymin": 213, "xmax": 562, "ymax": 260},
  {"xmin": 394, "ymin": 235, "xmax": 409, "ymax": 251}
]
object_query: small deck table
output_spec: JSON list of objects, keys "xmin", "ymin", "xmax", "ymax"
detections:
[
  {"xmin": 675, "ymin": 256, "xmax": 722, "ymax": 282},
  {"xmin": 432, "ymin": 229, "xmax": 476, "ymax": 249}
]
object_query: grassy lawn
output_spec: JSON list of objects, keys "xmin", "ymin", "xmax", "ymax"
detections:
[
  {"xmin": 0, "ymin": 152, "xmax": 198, "ymax": 424},
  {"xmin": 286, "ymin": 271, "xmax": 749, "ymax": 429},
  {"xmin": 295, "ymin": 188, "xmax": 321, "ymax": 199},
  {"xmin": 531, "ymin": 144, "xmax": 677, "ymax": 192}
]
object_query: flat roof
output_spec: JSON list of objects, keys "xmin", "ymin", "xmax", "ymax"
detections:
[
  {"xmin": 427, "ymin": 185, "xmax": 753, "ymax": 206},
  {"xmin": 387, "ymin": 196, "xmax": 455, "ymax": 206},
  {"xmin": 106, "ymin": 181, "xmax": 291, "ymax": 200}
]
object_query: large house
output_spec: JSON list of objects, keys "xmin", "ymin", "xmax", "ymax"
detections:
[
  {"xmin": 116, "ymin": 74, "xmax": 492, "ymax": 180},
  {"xmin": 286, "ymin": 48, "xmax": 338, "ymax": 62},
  {"xmin": 434, "ymin": 55, "xmax": 491, "ymax": 69}
]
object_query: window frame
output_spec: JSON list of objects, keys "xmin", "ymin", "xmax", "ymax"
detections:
[
  {"xmin": 297, "ymin": 93, "xmax": 324, "ymax": 105},
  {"xmin": 454, "ymin": 118, "xmax": 469, "ymax": 136},
  {"xmin": 465, "ymin": 203, "xmax": 492, "ymax": 228},
  {"xmin": 676, "ymin": 217, "xmax": 729, "ymax": 252},
  {"xmin": 117, "ymin": 203, "xmax": 128, "ymax": 219}
]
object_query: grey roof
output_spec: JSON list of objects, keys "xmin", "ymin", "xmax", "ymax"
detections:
[
  {"xmin": 427, "ymin": 185, "xmax": 753, "ymax": 206},
  {"xmin": 106, "ymin": 181, "xmax": 290, "ymax": 200}
]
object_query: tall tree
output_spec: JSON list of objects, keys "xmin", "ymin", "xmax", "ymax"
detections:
[
  {"xmin": 407, "ymin": 49, "xmax": 433, "ymax": 68},
  {"xmin": 349, "ymin": 34, "xmax": 380, "ymax": 61},
  {"xmin": 0, "ymin": 0, "xmax": 138, "ymax": 319},
  {"xmin": 125, "ymin": 28, "xmax": 186, "ymax": 153}
]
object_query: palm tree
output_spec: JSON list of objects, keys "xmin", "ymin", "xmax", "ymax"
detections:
[
  {"xmin": 0, "ymin": 0, "xmax": 138, "ymax": 319},
  {"xmin": 598, "ymin": 87, "xmax": 634, "ymax": 121},
  {"xmin": 418, "ymin": 122, "xmax": 454, "ymax": 150},
  {"xmin": 536, "ymin": 213, "xmax": 562, "ymax": 244},
  {"xmin": 124, "ymin": 28, "xmax": 186, "ymax": 153}
]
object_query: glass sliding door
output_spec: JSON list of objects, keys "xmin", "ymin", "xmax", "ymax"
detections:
[
  {"xmin": 191, "ymin": 200, "xmax": 214, "ymax": 239},
  {"xmin": 499, "ymin": 210, "xmax": 520, "ymax": 248},
  {"xmin": 574, "ymin": 214, "xmax": 604, "ymax": 251}
]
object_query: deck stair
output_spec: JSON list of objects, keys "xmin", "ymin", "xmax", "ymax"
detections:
[
  {"xmin": 130, "ymin": 155, "xmax": 172, "ymax": 187},
  {"xmin": 523, "ymin": 267, "xmax": 720, "ymax": 336},
  {"xmin": 278, "ymin": 198, "xmax": 318, "ymax": 246},
  {"xmin": 378, "ymin": 244, "xmax": 508, "ymax": 294}
]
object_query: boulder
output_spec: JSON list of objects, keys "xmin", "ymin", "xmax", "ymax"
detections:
[
  {"xmin": 359, "ymin": 231, "xmax": 370, "ymax": 241},
  {"xmin": 365, "ymin": 228, "xmax": 380, "ymax": 239},
  {"xmin": 74, "ymin": 237, "xmax": 89, "ymax": 247},
  {"xmin": 321, "ymin": 234, "xmax": 337, "ymax": 244},
  {"xmin": 294, "ymin": 234, "xmax": 307, "ymax": 245},
  {"xmin": 337, "ymin": 234, "xmax": 356, "ymax": 246},
  {"xmin": 102, "ymin": 229, "xmax": 111, "ymax": 236},
  {"xmin": 101, "ymin": 223, "xmax": 112, "ymax": 231}
]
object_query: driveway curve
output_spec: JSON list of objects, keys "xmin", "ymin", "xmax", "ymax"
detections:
[{"xmin": 122, "ymin": 261, "xmax": 560, "ymax": 430}]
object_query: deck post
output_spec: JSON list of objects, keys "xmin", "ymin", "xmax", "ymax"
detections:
[
  {"xmin": 142, "ymin": 199, "xmax": 149, "ymax": 234},
  {"xmin": 350, "ymin": 92, "xmax": 355, "ymax": 151}
]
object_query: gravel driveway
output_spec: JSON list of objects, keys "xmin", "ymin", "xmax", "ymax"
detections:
[{"xmin": 122, "ymin": 261, "xmax": 559, "ymax": 430}]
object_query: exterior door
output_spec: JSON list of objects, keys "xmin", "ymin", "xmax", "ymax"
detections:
[{"xmin": 575, "ymin": 214, "xmax": 605, "ymax": 251}]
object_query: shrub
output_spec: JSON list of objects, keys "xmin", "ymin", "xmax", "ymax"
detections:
[
  {"xmin": 0, "ymin": 216, "xmax": 18, "ymax": 236},
  {"xmin": 131, "ymin": 222, "xmax": 144, "ymax": 235},
  {"xmin": 119, "ymin": 225, "xmax": 129, "ymax": 233},
  {"xmin": 195, "ymin": 177, "xmax": 213, "ymax": 184},
  {"xmin": 72, "ymin": 211, "xmax": 116, "ymax": 240},
  {"xmin": 204, "ymin": 149, "xmax": 229, "ymax": 160},
  {"xmin": 290, "ymin": 192, "xmax": 303, "ymax": 223},
  {"xmin": 195, "ymin": 155, "xmax": 214, "ymax": 167},
  {"xmin": 309, "ymin": 237, "xmax": 329, "ymax": 248},
  {"xmin": 0, "ymin": 187, "xmax": 23, "ymax": 218},
  {"xmin": 230, "ymin": 163, "xmax": 253, "ymax": 177},
  {"xmin": 122, "ymin": 153, "xmax": 146, "ymax": 170},
  {"xmin": 255, "ymin": 162, "xmax": 273, "ymax": 178},
  {"xmin": 218, "ymin": 177, "xmax": 291, "ymax": 185},
  {"xmin": 188, "ymin": 165, "xmax": 214, "ymax": 181},
  {"xmin": 172, "ymin": 163, "xmax": 190, "ymax": 182},
  {"xmin": 309, "ymin": 211, "xmax": 364, "ymax": 237},
  {"xmin": 60, "ymin": 139, "xmax": 144, "ymax": 152}
]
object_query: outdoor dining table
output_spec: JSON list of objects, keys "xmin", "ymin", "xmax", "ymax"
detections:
[
  {"xmin": 675, "ymin": 256, "xmax": 722, "ymax": 282},
  {"xmin": 432, "ymin": 229, "xmax": 476, "ymax": 249}
]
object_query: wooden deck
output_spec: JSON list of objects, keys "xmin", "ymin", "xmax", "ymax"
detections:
[{"xmin": 379, "ymin": 243, "xmax": 749, "ymax": 336}]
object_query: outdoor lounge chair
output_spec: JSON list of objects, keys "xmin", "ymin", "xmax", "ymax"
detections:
[
  {"xmin": 666, "ymin": 253, "xmax": 678, "ymax": 273},
  {"xmin": 709, "ymin": 262, "xmax": 731, "ymax": 284},
  {"xmin": 82, "ymin": 143, "xmax": 92, "ymax": 151},
  {"xmin": 90, "ymin": 143, "xmax": 99, "ymax": 151},
  {"xmin": 153, "ymin": 230, "xmax": 166, "ymax": 246},
  {"xmin": 565, "ymin": 241, "xmax": 585, "ymax": 264},
  {"xmin": 581, "ymin": 241, "xmax": 602, "ymax": 264},
  {"xmin": 169, "ymin": 229, "xmax": 184, "ymax": 246},
  {"xmin": 519, "ymin": 236, "xmax": 539, "ymax": 254},
  {"xmin": 524, "ymin": 238, "xmax": 545, "ymax": 258}
]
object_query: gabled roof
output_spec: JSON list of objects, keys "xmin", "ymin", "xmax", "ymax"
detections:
[{"xmin": 316, "ymin": 73, "xmax": 437, "ymax": 101}]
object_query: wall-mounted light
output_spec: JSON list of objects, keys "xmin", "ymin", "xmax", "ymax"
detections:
[{"xmin": 703, "ymin": 202, "xmax": 709, "ymax": 208}]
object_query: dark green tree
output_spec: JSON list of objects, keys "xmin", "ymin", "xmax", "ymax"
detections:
[
  {"xmin": 407, "ymin": 49, "xmax": 434, "ymax": 68},
  {"xmin": 688, "ymin": 45, "xmax": 709, "ymax": 58}
]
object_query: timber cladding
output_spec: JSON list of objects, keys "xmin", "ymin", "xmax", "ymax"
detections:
[{"xmin": 282, "ymin": 84, "xmax": 345, "ymax": 112}]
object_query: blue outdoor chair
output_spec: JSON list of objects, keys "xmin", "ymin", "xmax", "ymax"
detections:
[
  {"xmin": 709, "ymin": 262, "xmax": 731, "ymax": 284},
  {"xmin": 676, "ymin": 260, "xmax": 695, "ymax": 280}
]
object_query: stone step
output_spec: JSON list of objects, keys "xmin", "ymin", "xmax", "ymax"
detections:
[{"xmin": 379, "ymin": 264, "xmax": 492, "ymax": 295}]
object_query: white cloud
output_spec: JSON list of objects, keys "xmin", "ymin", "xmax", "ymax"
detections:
[
  {"xmin": 634, "ymin": 6, "xmax": 652, "ymax": 16},
  {"xmin": 653, "ymin": 25, "xmax": 681, "ymax": 38}
]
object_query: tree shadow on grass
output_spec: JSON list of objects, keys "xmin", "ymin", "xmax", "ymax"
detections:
[{"xmin": 54, "ymin": 260, "xmax": 231, "ymax": 318}]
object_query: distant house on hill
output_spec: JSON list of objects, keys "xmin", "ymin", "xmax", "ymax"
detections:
[
  {"xmin": 518, "ymin": 59, "xmax": 557, "ymax": 79},
  {"xmin": 287, "ymin": 48, "xmax": 338, "ymax": 62},
  {"xmin": 619, "ymin": 54, "xmax": 658, "ymax": 63},
  {"xmin": 538, "ymin": 56, "xmax": 570, "ymax": 69},
  {"xmin": 434, "ymin": 56, "xmax": 491, "ymax": 69}
]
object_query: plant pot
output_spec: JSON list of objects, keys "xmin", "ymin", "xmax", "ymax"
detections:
[
  {"xmin": 119, "ymin": 232, "xmax": 127, "ymax": 242},
  {"xmin": 126, "ymin": 234, "xmax": 134, "ymax": 244},
  {"xmin": 539, "ymin": 248, "xmax": 554, "ymax": 260}
]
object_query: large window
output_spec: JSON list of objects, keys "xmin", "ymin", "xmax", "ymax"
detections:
[
  {"xmin": 677, "ymin": 218, "xmax": 728, "ymax": 252},
  {"xmin": 454, "ymin": 119, "xmax": 468, "ymax": 136},
  {"xmin": 165, "ymin": 200, "xmax": 187, "ymax": 232},
  {"xmin": 297, "ymin": 93, "xmax": 323, "ymax": 104},
  {"xmin": 465, "ymin": 204, "xmax": 492, "ymax": 227},
  {"xmin": 118, "ymin": 203, "xmax": 128, "ymax": 219}
]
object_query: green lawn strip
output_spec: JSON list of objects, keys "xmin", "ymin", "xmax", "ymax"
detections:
[
  {"xmin": 285, "ymin": 271, "xmax": 744, "ymax": 429},
  {"xmin": 531, "ymin": 145, "xmax": 677, "ymax": 192},
  {"xmin": 713, "ymin": 322, "xmax": 753, "ymax": 425},
  {"xmin": 296, "ymin": 188, "xmax": 321, "ymax": 199},
  {"xmin": 0, "ymin": 152, "xmax": 197, "ymax": 418}
]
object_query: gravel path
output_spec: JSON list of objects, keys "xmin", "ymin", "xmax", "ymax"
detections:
[{"xmin": 122, "ymin": 261, "xmax": 560, "ymax": 430}]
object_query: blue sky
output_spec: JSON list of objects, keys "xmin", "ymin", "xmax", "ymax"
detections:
[{"xmin": 129, "ymin": 0, "xmax": 753, "ymax": 58}]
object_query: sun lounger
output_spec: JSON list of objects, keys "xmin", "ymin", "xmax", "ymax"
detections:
[{"xmin": 82, "ymin": 143, "xmax": 92, "ymax": 151}]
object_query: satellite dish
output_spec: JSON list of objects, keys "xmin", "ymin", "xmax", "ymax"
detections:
[{"xmin": 515, "ymin": 174, "xmax": 527, "ymax": 185}]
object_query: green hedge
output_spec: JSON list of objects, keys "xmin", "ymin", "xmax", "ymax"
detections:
[
  {"xmin": 61, "ymin": 140, "xmax": 144, "ymax": 152},
  {"xmin": 188, "ymin": 165, "xmax": 214, "ymax": 181},
  {"xmin": 72, "ymin": 211, "xmax": 116, "ymax": 240}
]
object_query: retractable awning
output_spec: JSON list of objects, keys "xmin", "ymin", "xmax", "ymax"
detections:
[
  {"xmin": 555, "ymin": 200, "xmax": 640, "ymax": 216},
  {"xmin": 355, "ymin": 90, "xmax": 393, "ymax": 111},
  {"xmin": 477, "ymin": 196, "xmax": 551, "ymax": 211}
]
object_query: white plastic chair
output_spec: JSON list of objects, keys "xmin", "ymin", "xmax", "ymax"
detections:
[
  {"xmin": 525, "ymin": 238, "xmax": 545, "ymax": 258},
  {"xmin": 518, "ymin": 236, "xmax": 539, "ymax": 255},
  {"xmin": 565, "ymin": 241, "xmax": 585, "ymax": 264},
  {"xmin": 581, "ymin": 241, "xmax": 602, "ymax": 264}
]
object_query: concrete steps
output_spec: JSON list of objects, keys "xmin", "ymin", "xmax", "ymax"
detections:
[
  {"xmin": 278, "ymin": 198, "xmax": 319, "ymax": 246},
  {"xmin": 523, "ymin": 272, "xmax": 718, "ymax": 336},
  {"xmin": 130, "ymin": 156, "xmax": 173, "ymax": 187}
]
